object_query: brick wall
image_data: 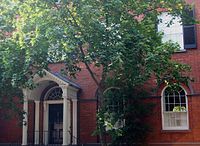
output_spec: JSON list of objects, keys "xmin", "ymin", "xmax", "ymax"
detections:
[
  {"xmin": 1, "ymin": 0, "xmax": 200, "ymax": 145},
  {"xmin": 0, "ymin": 96, "xmax": 22, "ymax": 143},
  {"xmin": 146, "ymin": 0, "xmax": 200, "ymax": 145}
]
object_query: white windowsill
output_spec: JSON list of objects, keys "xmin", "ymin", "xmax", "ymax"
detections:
[
  {"xmin": 162, "ymin": 127, "xmax": 189, "ymax": 131},
  {"xmin": 174, "ymin": 49, "xmax": 187, "ymax": 53}
]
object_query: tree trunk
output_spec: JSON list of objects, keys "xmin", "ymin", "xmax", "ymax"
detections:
[{"xmin": 97, "ymin": 86, "xmax": 107, "ymax": 146}]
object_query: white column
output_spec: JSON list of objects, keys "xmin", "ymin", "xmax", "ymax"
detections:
[
  {"xmin": 22, "ymin": 89, "xmax": 29, "ymax": 146},
  {"xmin": 43, "ymin": 102, "xmax": 49, "ymax": 145},
  {"xmin": 34, "ymin": 101, "xmax": 40, "ymax": 145},
  {"xmin": 67, "ymin": 99, "xmax": 71, "ymax": 143},
  {"xmin": 72, "ymin": 99, "xmax": 78, "ymax": 144},
  {"xmin": 61, "ymin": 85, "xmax": 71, "ymax": 146}
]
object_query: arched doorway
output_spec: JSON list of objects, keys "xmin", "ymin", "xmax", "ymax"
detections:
[{"xmin": 44, "ymin": 86, "xmax": 63, "ymax": 144}]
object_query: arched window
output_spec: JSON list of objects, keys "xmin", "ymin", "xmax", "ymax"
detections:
[
  {"xmin": 161, "ymin": 86, "xmax": 189, "ymax": 130},
  {"xmin": 104, "ymin": 89, "xmax": 125, "ymax": 130},
  {"xmin": 45, "ymin": 86, "xmax": 63, "ymax": 100}
]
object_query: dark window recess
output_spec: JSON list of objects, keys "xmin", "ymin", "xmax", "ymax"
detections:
[
  {"xmin": 183, "ymin": 8, "xmax": 196, "ymax": 49},
  {"xmin": 184, "ymin": 26, "xmax": 196, "ymax": 48}
]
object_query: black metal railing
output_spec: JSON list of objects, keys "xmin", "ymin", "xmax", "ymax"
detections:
[{"xmin": 48, "ymin": 130, "xmax": 62, "ymax": 144}]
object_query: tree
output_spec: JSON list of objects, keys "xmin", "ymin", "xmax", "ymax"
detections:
[{"xmin": 0, "ymin": 0, "xmax": 192, "ymax": 145}]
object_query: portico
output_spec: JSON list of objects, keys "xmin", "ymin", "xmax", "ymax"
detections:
[{"xmin": 22, "ymin": 70, "xmax": 80, "ymax": 146}]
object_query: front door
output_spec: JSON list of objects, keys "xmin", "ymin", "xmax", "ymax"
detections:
[{"xmin": 49, "ymin": 104, "xmax": 63, "ymax": 144}]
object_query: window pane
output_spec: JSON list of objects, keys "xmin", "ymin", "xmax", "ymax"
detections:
[
  {"xmin": 169, "ymin": 96, "xmax": 174, "ymax": 104},
  {"xmin": 181, "ymin": 95, "xmax": 186, "ymax": 103},
  {"xmin": 175, "ymin": 95, "xmax": 180, "ymax": 103},
  {"xmin": 165, "ymin": 103, "xmax": 169, "ymax": 111},
  {"xmin": 169, "ymin": 104, "xmax": 174, "ymax": 111},
  {"xmin": 165, "ymin": 96, "xmax": 169, "ymax": 103},
  {"xmin": 181, "ymin": 103, "xmax": 186, "ymax": 109}
]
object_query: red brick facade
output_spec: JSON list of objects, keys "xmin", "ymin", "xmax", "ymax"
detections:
[
  {"xmin": 0, "ymin": 0, "xmax": 200, "ymax": 145},
  {"xmin": 147, "ymin": 0, "xmax": 200, "ymax": 145}
]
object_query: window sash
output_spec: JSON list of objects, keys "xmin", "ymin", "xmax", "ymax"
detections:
[
  {"xmin": 158, "ymin": 12, "xmax": 184, "ymax": 50},
  {"xmin": 163, "ymin": 112, "xmax": 188, "ymax": 130}
]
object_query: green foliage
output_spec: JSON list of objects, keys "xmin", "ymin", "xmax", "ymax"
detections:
[
  {"xmin": 100, "ymin": 86, "xmax": 155, "ymax": 145},
  {"xmin": 0, "ymin": 0, "xmax": 193, "ymax": 144},
  {"xmin": 173, "ymin": 106, "xmax": 186, "ymax": 112}
]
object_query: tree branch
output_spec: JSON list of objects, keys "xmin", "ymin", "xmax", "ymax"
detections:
[
  {"xmin": 79, "ymin": 43, "xmax": 100, "ymax": 86},
  {"xmin": 63, "ymin": 4, "xmax": 100, "ymax": 86},
  {"xmin": 127, "ymin": 0, "xmax": 163, "ymax": 19},
  {"xmin": 60, "ymin": 4, "xmax": 100, "ymax": 87}
]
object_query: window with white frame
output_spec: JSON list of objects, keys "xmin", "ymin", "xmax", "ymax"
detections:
[
  {"xmin": 158, "ymin": 10, "xmax": 196, "ymax": 50},
  {"xmin": 162, "ymin": 86, "xmax": 189, "ymax": 130},
  {"xmin": 158, "ymin": 12, "xmax": 184, "ymax": 50}
]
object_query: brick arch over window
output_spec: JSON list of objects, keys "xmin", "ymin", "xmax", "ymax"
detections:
[{"xmin": 161, "ymin": 86, "xmax": 189, "ymax": 130}]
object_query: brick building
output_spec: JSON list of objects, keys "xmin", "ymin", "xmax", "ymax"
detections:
[{"xmin": 0, "ymin": 0, "xmax": 200, "ymax": 146}]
